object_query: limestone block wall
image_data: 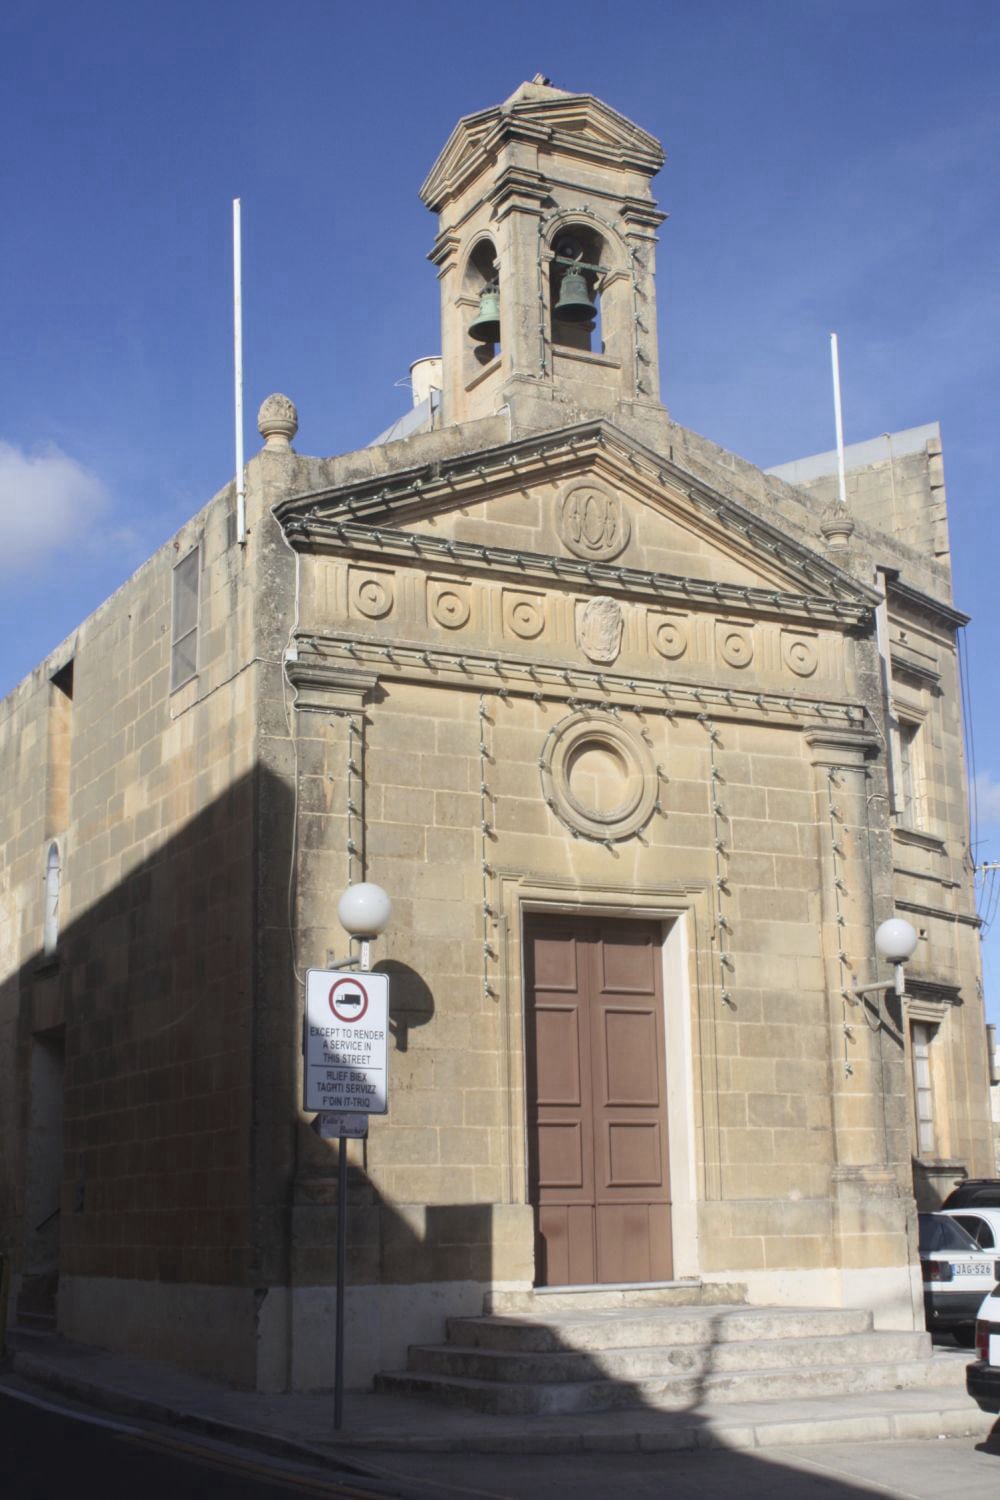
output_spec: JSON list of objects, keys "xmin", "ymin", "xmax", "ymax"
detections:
[
  {"xmin": 284, "ymin": 478, "xmax": 922, "ymax": 1319},
  {"xmin": 769, "ymin": 425, "xmax": 952, "ymax": 581},
  {"xmin": 0, "ymin": 470, "xmax": 273, "ymax": 1379}
]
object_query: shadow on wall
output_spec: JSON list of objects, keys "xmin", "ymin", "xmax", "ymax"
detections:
[
  {"xmin": 0, "ymin": 761, "xmax": 983, "ymax": 1500},
  {"xmin": 1, "ymin": 766, "xmax": 274, "ymax": 1339},
  {"xmin": 0, "ymin": 765, "xmax": 506, "ymax": 1386}
]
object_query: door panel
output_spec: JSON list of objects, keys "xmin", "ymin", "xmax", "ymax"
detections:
[
  {"xmin": 526, "ymin": 915, "xmax": 672, "ymax": 1285},
  {"xmin": 535, "ymin": 1007, "xmax": 583, "ymax": 1105},
  {"xmin": 602, "ymin": 1009, "xmax": 661, "ymax": 1106}
]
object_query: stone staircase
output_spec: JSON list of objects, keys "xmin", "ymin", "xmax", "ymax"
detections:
[
  {"xmin": 14, "ymin": 1271, "xmax": 58, "ymax": 1336},
  {"xmin": 375, "ymin": 1284, "xmax": 969, "ymax": 1417}
]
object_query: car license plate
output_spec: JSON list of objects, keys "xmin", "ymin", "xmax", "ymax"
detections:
[
  {"xmin": 951, "ymin": 1261, "xmax": 990, "ymax": 1276},
  {"xmin": 991, "ymin": 1335, "xmax": 1000, "ymax": 1365}
]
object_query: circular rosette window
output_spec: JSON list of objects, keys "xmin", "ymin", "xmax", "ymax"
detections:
[{"xmin": 539, "ymin": 712, "xmax": 659, "ymax": 843}]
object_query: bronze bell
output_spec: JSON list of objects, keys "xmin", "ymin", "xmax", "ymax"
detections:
[
  {"xmin": 469, "ymin": 281, "xmax": 500, "ymax": 343},
  {"xmin": 554, "ymin": 265, "xmax": 596, "ymax": 323}
]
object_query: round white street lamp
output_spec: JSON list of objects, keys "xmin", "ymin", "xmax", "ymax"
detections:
[
  {"xmin": 852, "ymin": 915, "xmax": 919, "ymax": 1000},
  {"xmin": 336, "ymin": 882, "xmax": 392, "ymax": 971},
  {"xmin": 874, "ymin": 918, "xmax": 919, "ymax": 967}
]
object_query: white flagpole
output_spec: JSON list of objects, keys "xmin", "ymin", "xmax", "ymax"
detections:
[
  {"xmin": 234, "ymin": 198, "xmax": 246, "ymax": 546},
  {"xmin": 830, "ymin": 332, "xmax": 847, "ymax": 506}
]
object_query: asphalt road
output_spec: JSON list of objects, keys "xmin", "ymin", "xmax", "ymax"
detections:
[
  {"xmin": 0, "ymin": 1381, "xmax": 404, "ymax": 1500},
  {"xmin": 3, "ymin": 1376, "xmax": 1000, "ymax": 1500}
]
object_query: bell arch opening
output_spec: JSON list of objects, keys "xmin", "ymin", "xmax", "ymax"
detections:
[
  {"xmin": 548, "ymin": 226, "xmax": 605, "ymax": 355},
  {"xmin": 463, "ymin": 237, "xmax": 501, "ymax": 375}
]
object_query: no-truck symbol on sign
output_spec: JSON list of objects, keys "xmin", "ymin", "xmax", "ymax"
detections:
[
  {"xmin": 328, "ymin": 977, "xmax": 369, "ymax": 1024},
  {"xmin": 303, "ymin": 968, "xmax": 390, "ymax": 1115}
]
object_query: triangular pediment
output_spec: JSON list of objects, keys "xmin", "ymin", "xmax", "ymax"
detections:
[
  {"xmin": 421, "ymin": 82, "xmax": 664, "ymax": 211},
  {"xmin": 277, "ymin": 420, "xmax": 878, "ymax": 625}
]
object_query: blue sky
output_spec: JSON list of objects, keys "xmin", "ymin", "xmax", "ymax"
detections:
[{"xmin": 2, "ymin": 1, "xmax": 998, "ymax": 1012}]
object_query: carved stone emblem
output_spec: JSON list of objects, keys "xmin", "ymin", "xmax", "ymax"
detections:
[
  {"xmin": 577, "ymin": 596, "xmax": 623, "ymax": 664},
  {"xmin": 558, "ymin": 483, "xmax": 630, "ymax": 561}
]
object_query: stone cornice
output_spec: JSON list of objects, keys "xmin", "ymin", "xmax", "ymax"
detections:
[
  {"xmin": 291, "ymin": 518, "xmax": 872, "ymax": 631},
  {"xmin": 886, "ymin": 577, "xmax": 970, "ymax": 631},
  {"xmin": 276, "ymin": 418, "xmax": 879, "ymax": 615},
  {"xmin": 905, "ymin": 978, "xmax": 963, "ymax": 1008},
  {"xmin": 804, "ymin": 728, "xmax": 881, "ymax": 766},
  {"xmin": 421, "ymin": 91, "xmax": 664, "ymax": 211},
  {"xmin": 895, "ymin": 897, "xmax": 980, "ymax": 929},
  {"xmin": 293, "ymin": 635, "xmax": 867, "ymax": 733},
  {"xmin": 284, "ymin": 661, "xmax": 378, "ymax": 712}
]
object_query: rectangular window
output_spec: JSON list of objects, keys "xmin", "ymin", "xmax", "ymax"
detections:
[
  {"xmin": 171, "ymin": 547, "xmax": 200, "ymax": 691},
  {"xmin": 911, "ymin": 1020, "xmax": 937, "ymax": 1157},
  {"xmin": 895, "ymin": 717, "xmax": 924, "ymax": 828}
]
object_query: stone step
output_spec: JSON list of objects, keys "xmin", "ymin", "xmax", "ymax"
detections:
[
  {"xmin": 410, "ymin": 1329, "xmax": 929, "ymax": 1385},
  {"xmin": 485, "ymin": 1280, "xmax": 745, "ymax": 1314},
  {"xmin": 14, "ymin": 1310, "xmax": 56, "ymax": 1334},
  {"xmin": 447, "ymin": 1303, "xmax": 874, "ymax": 1353},
  {"xmin": 375, "ymin": 1353, "xmax": 970, "ymax": 1417}
]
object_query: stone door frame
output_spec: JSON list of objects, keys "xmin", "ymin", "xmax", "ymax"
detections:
[{"xmin": 492, "ymin": 872, "xmax": 707, "ymax": 1285}]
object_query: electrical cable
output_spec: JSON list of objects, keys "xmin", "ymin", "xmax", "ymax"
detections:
[{"xmin": 958, "ymin": 626, "xmax": 979, "ymax": 863}]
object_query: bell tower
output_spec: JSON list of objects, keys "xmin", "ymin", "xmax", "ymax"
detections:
[{"xmin": 420, "ymin": 77, "xmax": 667, "ymax": 432}]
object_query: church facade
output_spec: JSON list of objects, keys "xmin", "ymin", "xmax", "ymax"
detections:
[{"xmin": 0, "ymin": 80, "xmax": 992, "ymax": 1392}]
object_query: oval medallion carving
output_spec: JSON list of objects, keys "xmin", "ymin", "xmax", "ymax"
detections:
[
  {"xmin": 577, "ymin": 596, "xmax": 623, "ymax": 664},
  {"xmin": 558, "ymin": 482, "xmax": 631, "ymax": 561}
]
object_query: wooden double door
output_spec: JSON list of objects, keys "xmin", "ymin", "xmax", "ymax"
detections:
[{"xmin": 525, "ymin": 914, "xmax": 673, "ymax": 1286}]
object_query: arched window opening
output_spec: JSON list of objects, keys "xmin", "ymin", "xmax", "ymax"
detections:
[
  {"xmin": 465, "ymin": 239, "xmax": 501, "ymax": 366},
  {"xmin": 549, "ymin": 229, "xmax": 604, "ymax": 354},
  {"xmin": 43, "ymin": 841, "xmax": 61, "ymax": 957}
]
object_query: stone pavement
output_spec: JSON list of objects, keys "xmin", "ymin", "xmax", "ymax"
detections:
[{"xmin": 2, "ymin": 1330, "xmax": 994, "ymax": 1471}]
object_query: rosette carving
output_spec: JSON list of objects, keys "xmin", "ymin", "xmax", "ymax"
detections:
[
  {"xmin": 349, "ymin": 569, "xmax": 394, "ymax": 619},
  {"xmin": 783, "ymin": 632, "xmax": 818, "ymax": 678},
  {"xmin": 650, "ymin": 612, "xmax": 688, "ymax": 660},
  {"xmin": 503, "ymin": 590, "xmax": 546, "ymax": 640},
  {"xmin": 717, "ymin": 623, "xmax": 753, "ymax": 669},
  {"xmin": 429, "ymin": 581, "xmax": 471, "ymax": 630}
]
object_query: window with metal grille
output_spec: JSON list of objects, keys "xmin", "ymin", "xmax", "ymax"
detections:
[{"xmin": 171, "ymin": 546, "xmax": 200, "ymax": 691}]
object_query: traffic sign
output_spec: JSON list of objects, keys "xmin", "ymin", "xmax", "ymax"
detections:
[{"xmin": 304, "ymin": 968, "xmax": 390, "ymax": 1115}]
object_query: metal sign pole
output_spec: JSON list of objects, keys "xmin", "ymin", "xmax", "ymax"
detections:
[
  {"xmin": 303, "ymin": 952, "xmax": 386, "ymax": 1432},
  {"xmin": 333, "ymin": 940, "xmax": 370, "ymax": 1431},
  {"xmin": 334, "ymin": 1130, "xmax": 348, "ymax": 1430}
]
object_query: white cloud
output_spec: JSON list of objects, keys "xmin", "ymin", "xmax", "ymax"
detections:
[
  {"xmin": 0, "ymin": 439, "xmax": 111, "ymax": 576},
  {"xmin": 975, "ymin": 772, "xmax": 1000, "ymax": 827}
]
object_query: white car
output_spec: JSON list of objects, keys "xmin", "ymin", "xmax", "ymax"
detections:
[
  {"xmin": 967, "ymin": 1284, "xmax": 1000, "ymax": 1413},
  {"xmin": 938, "ymin": 1204, "xmax": 1000, "ymax": 1254},
  {"xmin": 918, "ymin": 1211, "xmax": 1000, "ymax": 1346}
]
